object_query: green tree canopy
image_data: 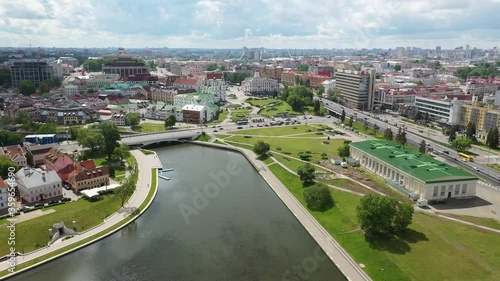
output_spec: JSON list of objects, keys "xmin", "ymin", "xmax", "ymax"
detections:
[
  {"xmin": 98, "ymin": 122, "xmax": 121, "ymax": 159},
  {"xmin": 466, "ymin": 121, "xmax": 477, "ymax": 141},
  {"xmin": 337, "ymin": 144, "xmax": 350, "ymax": 158},
  {"xmin": 297, "ymin": 163, "xmax": 316, "ymax": 185},
  {"xmin": 486, "ymin": 127, "xmax": 499, "ymax": 149},
  {"xmin": 253, "ymin": 141, "xmax": 270, "ymax": 156},
  {"xmin": 18, "ymin": 80, "xmax": 36, "ymax": 96},
  {"xmin": 35, "ymin": 123, "xmax": 57, "ymax": 134},
  {"xmin": 0, "ymin": 155, "xmax": 18, "ymax": 178},
  {"xmin": 298, "ymin": 64, "xmax": 309, "ymax": 72},
  {"xmin": 451, "ymin": 137, "xmax": 472, "ymax": 151},
  {"xmin": 419, "ymin": 140, "xmax": 426, "ymax": 154},
  {"xmin": 303, "ymin": 183, "xmax": 334, "ymax": 211},
  {"xmin": 356, "ymin": 194, "xmax": 414, "ymax": 235},
  {"xmin": 126, "ymin": 113, "xmax": 140, "ymax": 127},
  {"xmin": 0, "ymin": 131, "xmax": 24, "ymax": 146},
  {"xmin": 164, "ymin": 115, "xmax": 177, "ymax": 128},
  {"xmin": 77, "ymin": 129, "xmax": 104, "ymax": 154},
  {"xmin": 112, "ymin": 143, "xmax": 131, "ymax": 162},
  {"xmin": 384, "ymin": 128, "xmax": 393, "ymax": 141}
]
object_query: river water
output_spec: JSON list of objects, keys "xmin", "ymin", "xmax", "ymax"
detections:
[{"xmin": 11, "ymin": 144, "xmax": 346, "ymax": 281}]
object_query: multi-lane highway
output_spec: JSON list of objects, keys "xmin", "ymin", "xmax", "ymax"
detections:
[{"xmin": 321, "ymin": 99, "xmax": 500, "ymax": 186}]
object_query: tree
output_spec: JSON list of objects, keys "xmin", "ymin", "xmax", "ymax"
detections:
[
  {"xmin": 35, "ymin": 123, "xmax": 57, "ymax": 134},
  {"xmin": 112, "ymin": 144, "xmax": 131, "ymax": 162},
  {"xmin": 116, "ymin": 179, "xmax": 135, "ymax": 207},
  {"xmin": 294, "ymin": 75, "xmax": 303, "ymax": 86},
  {"xmin": 18, "ymin": 80, "xmax": 36, "ymax": 96},
  {"xmin": 424, "ymin": 112, "xmax": 429, "ymax": 123},
  {"xmin": 466, "ymin": 122, "xmax": 477, "ymax": 141},
  {"xmin": 77, "ymin": 129, "xmax": 104, "ymax": 154},
  {"xmin": 337, "ymin": 144, "xmax": 350, "ymax": 158},
  {"xmin": 451, "ymin": 137, "xmax": 472, "ymax": 151},
  {"xmin": 313, "ymin": 99, "xmax": 321, "ymax": 115},
  {"xmin": 68, "ymin": 126, "xmax": 81, "ymax": 140},
  {"xmin": 297, "ymin": 163, "xmax": 316, "ymax": 185},
  {"xmin": 364, "ymin": 120, "xmax": 369, "ymax": 131},
  {"xmin": 0, "ymin": 155, "xmax": 18, "ymax": 178},
  {"xmin": 253, "ymin": 141, "xmax": 270, "ymax": 156},
  {"xmin": 486, "ymin": 127, "xmax": 499, "ymax": 149},
  {"xmin": 317, "ymin": 85, "xmax": 325, "ymax": 95},
  {"xmin": 384, "ymin": 128, "xmax": 393, "ymax": 141},
  {"xmin": 341, "ymin": 109, "xmax": 345, "ymax": 123},
  {"xmin": 448, "ymin": 126, "xmax": 457, "ymax": 143},
  {"xmin": 394, "ymin": 64, "xmax": 402, "ymax": 71},
  {"xmin": 126, "ymin": 113, "xmax": 140, "ymax": 127},
  {"xmin": 303, "ymin": 183, "xmax": 333, "ymax": 212},
  {"xmin": 164, "ymin": 115, "xmax": 176, "ymax": 129},
  {"xmin": 206, "ymin": 63, "xmax": 219, "ymax": 71},
  {"xmin": 348, "ymin": 116, "xmax": 353, "ymax": 127},
  {"xmin": 356, "ymin": 194, "xmax": 414, "ymax": 235},
  {"xmin": 287, "ymin": 94, "xmax": 305, "ymax": 112},
  {"xmin": 98, "ymin": 122, "xmax": 121, "ymax": 160},
  {"xmin": 298, "ymin": 64, "xmax": 309, "ymax": 72},
  {"xmin": 395, "ymin": 128, "xmax": 406, "ymax": 146},
  {"xmin": 419, "ymin": 140, "xmax": 426, "ymax": 153},
  {"xmin": 373, "ymin": 124, "xmax": 379, "ymax": 136},
  {"xmin": 0, "ymin": 131, "xmax": 24, "ymax": 146}
]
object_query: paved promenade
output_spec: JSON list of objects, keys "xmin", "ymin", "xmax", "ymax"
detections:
[
  {"xmin": 0, "ymin": 150, "xmax": 162, "ymax": 279},
  {"xmin": 195, "ymin": 141, "xmax": 372, "ymax": 281}
]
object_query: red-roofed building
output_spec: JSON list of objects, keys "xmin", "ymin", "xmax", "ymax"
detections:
[
  {"xmin": 44, "ymin": 148, "xmax": 74, "ymax": 173},
  {"xmin": 173, "ymin": 78, "xmax": 203, "ymax": 91},
  {"xmin": 67, "ymin": 162, "xmax": 109, "ymax": 192},
  {"xmin": 26, "ymin": 143, "xmax": 59, "ymax": 166},
  {"xmin": 0, "ymin": 145, "xmax": 27, "ymax": 167}
]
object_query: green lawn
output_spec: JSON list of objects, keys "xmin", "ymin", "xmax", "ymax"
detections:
[
  {"xmin": 224, "ymin": 135, "xmax": 343, "ymax": 163},
  {"xmin": 231, "ymin": 124, "xmax": 326, "ymax": 136},
  {"xmin": 0, "ymin": 168, "xmax": 158, "ymax": 278},
  {"xmin": 272, "ymin": 153, "xmax": 329, "ymax": 173},
  {"xmin": 132, "ymin": 122, "xmax": 166, "ymax": 133},
  {"xmin": 213, "ymin": 139, "xmax": 225, "ymax": 145},
  {"xmin": 0, "ymin": 194, "xmax": 124, "ymax": 256},
  {"xmin": 269, "ymin": 164, "xmax": 500, "ymax": 281},
  {"xmin": 320, "ymin": 178, "xmax": 377, "ymax": 195},
  {"xmin": 257, "ymin": 153, "xmax": 274, "ymax": 164},
  {"xmin": 230, "ymin": 109, "xmax": 252, "ymax": 121},
  {"xmin": 436, "ymin": 213, "xmax": 500, "ymax": 231},
  {"xmin": 195, "ymin": 133, "xmax": 211, "ymax": 142},
  {"xmin": 248, "ymin": 98, "xmax": 303, "ymax": 117}
]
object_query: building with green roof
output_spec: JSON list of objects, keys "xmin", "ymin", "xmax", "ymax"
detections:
[{"xmin": 350, "ymin": 140, "xmax": 477, "ymax": 201}]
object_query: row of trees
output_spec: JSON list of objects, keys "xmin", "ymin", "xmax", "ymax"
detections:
[
  {"xmin": 456, "ymin": 61, "xmax": 500, "ymax": 80},
  {"xmin": 72, "ymin": 122, "xmax": 122, "ymax": 160},
  {"xmin": 206, "ymin": 63, "xmax": 226, "ymax": 71},
  {"xmin": 18, "ymin": 77, "xmax": 62, "ymax": 96},
  {"xmin": 224, "ymin": 72, "xmax": 252, "ymax": 84},
  {"xmin": 383, "ymin": 127, "xmax": 407, "ymax": 146}
]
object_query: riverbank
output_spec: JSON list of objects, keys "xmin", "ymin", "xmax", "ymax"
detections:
[
  {"xmin": 191, "ymin": 140, "xmax": 371, "ymax": 281},
  {"xmin": 0, "ymin": 150, "xmax": 162, "ymax": 280}
]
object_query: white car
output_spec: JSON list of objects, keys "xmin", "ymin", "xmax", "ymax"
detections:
[{"xmin": 473, "ymin": 167, "xmax": 480, "ymax": 171}]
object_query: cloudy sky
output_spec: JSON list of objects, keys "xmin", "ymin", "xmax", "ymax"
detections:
[{"xmin": 0, "ymin": 0, "xmax": 499, "ymax": 49}]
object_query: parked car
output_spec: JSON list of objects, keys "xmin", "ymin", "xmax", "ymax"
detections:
[
  {"xmin": 34, "ymin": 203, "xmax": 45, "ymax": 208},
  {"xmin": 219, "ymin": 127, "xmax": 223, "ymax": 130},
  {"xmin": 213, "ymin": 130, "xmax": 218, "ymax": 133},
  {"xmin": 48, "ymin": 200, "xmax": 59, "ymax": 205},
  {"xmin": 61, "ymin": 197, "xmax": 71, "ymax": 202},
  {"xmin": 237, "ymin": 126, "xmax": 243, "ymax": 129}
]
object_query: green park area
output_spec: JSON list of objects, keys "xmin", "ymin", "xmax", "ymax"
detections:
[
  {"xmin": 132, "ymin": 122, "xmax": 165, "ymax": 133},
  {"xmin": 230, "ymin": 109, "xmax": 253, "ymax": 121},
  {"xmin": 269, "ymin": 164, "xmax": 500, "ymax": 281},
  {"xmin": 247, "ymin": 98, "xmax": 302, "ymax": 117},
  {"xmin": 206, "ymin": 108, "xmax": 228, "ymax": 125}
]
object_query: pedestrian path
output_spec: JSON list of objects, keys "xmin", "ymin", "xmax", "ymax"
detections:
[{"xmin": 1, "ymin": 150, "xmax": 162, "ymax": 278}]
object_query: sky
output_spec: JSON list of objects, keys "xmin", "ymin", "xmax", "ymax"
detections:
[{"xmin": 0, "ymin": 0, "xmax": 499, "ymax": 49}]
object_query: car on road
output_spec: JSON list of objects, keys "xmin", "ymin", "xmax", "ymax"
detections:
[
  {"xmin": 48, "ymin": 200, "xmax": 59, "ymax": 205},
  {"xmin": 473, "ymin": 167, "xmax": 480, "ymax": 171},
  {"xmin": 34, "ymin": 203, "xmax": 45, "ymax": 208},
  {"xmin": 213, "ymin": 130, "xmax": 218, "ymax": 133},
  {"xmin": 250, "ymin": 125, "xmax": 254, "ymax": 128},
  {"xmin": 219, "ymin": 127, "xmax": 223, "ymax": 130},
  {"xmin": 61, "ymin": 197, "xmax": 71, "ymax": 202},
  {"xmin": 19, "ymin": 206, "xmax": 32, "ymax": 212},
  {"xmin": 326, "ymin": 115, "xmax": 331, "ymax": 118},
  {"xmin": 63, "ymin": 184, "xmax": 71, "ymax": 190},
  {"xmin": 237, "ymin": 127, "xmax": 243, "ymax": 129}
]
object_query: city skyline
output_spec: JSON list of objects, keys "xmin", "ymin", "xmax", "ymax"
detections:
[{"xmin": 0, "ymin": 0, "xmax": 499, "ymax": 49}]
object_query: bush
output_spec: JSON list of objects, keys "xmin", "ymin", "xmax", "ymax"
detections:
[
  {"xmin": 303, "ymin": 183, "xmax": 334, "ymax": 211},
  {"xmin": 276, "ymin": 147, "xmax": 282, "ymax": 151}
]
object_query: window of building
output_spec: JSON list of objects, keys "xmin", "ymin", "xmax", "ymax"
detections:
[
  {"xmin": 433, "ymin": 186, "xmax": 438, "ymax": 197},
  {"xmin": 455, "ymin": 185, "xmax": 460, "ymax": 195},
  {"xmin": 462, "ymin": 184, "xmax": 467, "ymax": 194},
  {"xmin": 440, "ymin": 186, "xmax": 446, "ymax": 196}
]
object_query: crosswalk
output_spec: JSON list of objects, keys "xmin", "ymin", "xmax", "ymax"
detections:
[{"xmin": 478, "ymin": 181, "xmax": 500, "ymax": 191}]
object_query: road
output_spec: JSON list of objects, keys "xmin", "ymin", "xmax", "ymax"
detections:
[{"xmin": 321, "ymin": 99, "xmax": 500, "ymax": 187}]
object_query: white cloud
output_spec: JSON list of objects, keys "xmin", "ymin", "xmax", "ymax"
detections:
[{"xmin": 0, "ymin": 0, "xmax": 498, "ymax": 48}]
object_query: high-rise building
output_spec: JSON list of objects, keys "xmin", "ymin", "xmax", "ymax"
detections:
[
  {"xmin": 334, "ymin": 69, "xmax": 375, "ymax": 110},
  {"xmin": 10, "ymin": 59, "xmax": 52, "ymax": 87},
  {"xmin": 436, "ymin": 46, "xmax": 442, "ymax": 55}
]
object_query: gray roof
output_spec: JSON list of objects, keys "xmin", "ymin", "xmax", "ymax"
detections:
[{"xmin": 16, "ymin": 168, "xmax": 61, "ymax": 190}]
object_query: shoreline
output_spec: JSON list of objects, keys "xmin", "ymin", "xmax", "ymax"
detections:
[{"xmin": 0, "ymin": 150, "xmax": 161, "ymax": 280}]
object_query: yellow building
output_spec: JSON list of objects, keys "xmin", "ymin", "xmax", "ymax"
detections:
[{"xmin": 460, "ymin": 102, "xmax": 500, "ymax": 140}]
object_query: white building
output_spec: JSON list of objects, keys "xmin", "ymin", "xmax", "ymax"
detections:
[
  {"xmin": 111, "ymin": 114, "xmax": 126, "ymax": 126},
  {"xmin": 145, "ymin": 103, "xmax": 177, "ymax": 120},
  {"xmin": 350, "ymin": 140, "xmax": 477, "ymax": 201},
  {"xmin": 414, "ymin": 95, "xmax": 468, "ymax": 124},
  {"xmin": 0, "ymin": 177, "xmax": 10, "ymax": 211},
  {"xmin": 63, "ymin": 84, "xmax": 78, "ymax": 96},
  {"xmin": 16, "ymin": 168, "xmax": 63, "ymax": 203},
  {"xmin": 202, "ymin": 79, "xmax": 227, "ymax": 103},
  {"xmin": 242, "ymin": 72, "xmax": 279, "ymax": 95},
  {"xmin": 174, "ymin": 93, "xmax": 218, "ymax": 107}
]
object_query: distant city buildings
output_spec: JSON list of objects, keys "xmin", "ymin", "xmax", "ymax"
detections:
[
  {"xmin": 101, "ymin": 48, "xmax": 149, "ymax": 78},
  {"xmin": 10, "ymin": 59, "xmax": 52, "ymax": 87}
]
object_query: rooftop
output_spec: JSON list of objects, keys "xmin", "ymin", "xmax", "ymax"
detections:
[{"xmin": 350, "ymin": 140, "xmax": 478, "ymax": 184}]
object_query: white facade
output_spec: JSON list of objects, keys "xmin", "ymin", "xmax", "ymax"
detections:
[
  {"xmin": 321, "ymin": 79, "xmax": 336, "ymax": 92},
  {"xmin": 111, "ymin": 114, "xmax": 126, "ymax": 126},
  {"xmin": 350, "ymin": 144, "xmax": 477, "ymax": 201},
  {"xmin": 414, "ymin": 96, "xmax": 464, "ymax": 124},
  {"xmin": 242, "ymin": 72, "xmax": 279, "ymax": 94},
  {"xmin": 16, "ymin": 168, "xmax": 63, "ymax": 203},
  {"xmin": 202, "ymin": 79, "xmax": 227, "ymax": 102},
  {"xmin": 174, "ymin": 93, "xmax": 218, "ymax": 107},
  {"xmin": 64, "ymin": 85, "xmax": 78, "ymax": 96}
]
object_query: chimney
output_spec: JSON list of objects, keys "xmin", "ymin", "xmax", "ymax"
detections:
[
  {"xmin": 42, "ymin": 172, "xmax": 46, "ymax": 182},
  {"xmin": 24, "ymin": 167, "xmax": 30, "ymax": 177}
]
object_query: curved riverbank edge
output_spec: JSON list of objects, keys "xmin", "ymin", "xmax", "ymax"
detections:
[
  {"xmin": 190, "ymin": 141, "xmax": 372, "ymax": 281},
  {"xmin": 0, "ymin": 150, "xmax": 161, "ymax": 280}
]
